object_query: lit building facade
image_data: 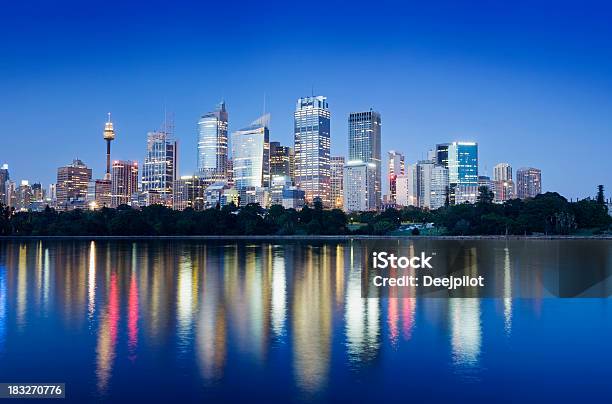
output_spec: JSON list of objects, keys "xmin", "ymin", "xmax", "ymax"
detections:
[
  {"xmin": 197, "ymin": 102, "xmax": 228, "ymax": 182},
  {"xmin": 232, "ymin": 114, "xmax": 270, "ymax": 189},
  {"xmin": 388, "ymin": 150, "xmax": 404, "ymax": 203},
  {"xmin": 330, "ymin": 156, "xmax": 345, "ymax": 209},
  {"xmin": 348, "ymin": 110, "xmax": 381, "ymax": 208},
  {"xmin": 516, "ymin": 167, "xmax": 542, "ymax": 199},
  {"xmin": 142, "ymin": 131, "xmax": 178, "ymax": 206},
  {"xmin": 111, "ymin": 160, "xmax": 139, "ymax": 207},
  {"xmin": 294, "ymin": 96, "xmax": 331, "ymax": 207},
  {"xmin": 56, "ymin": 159, "xmax": 92, "ymax": 209},
  {"xmin": 430, "ymin": 165, "xmax": 449, "ymax": 209},
  {"xmin": 343, "ymin": 160, "xmax": 377, "ymax": 212},
  {"xmin": 447, "ymin": 142, "xmax": 478, "ymax": 204},
  {"xmin": 0, "ymin": 164, "xmax": 9, "ymax": 205},
  {"xmin": 493, "ymin": 163, "xmax": 514, "ymax": 202},
  {"xmin": 396, "ymin": 164, "xmax": 417, "ymax": 207}
]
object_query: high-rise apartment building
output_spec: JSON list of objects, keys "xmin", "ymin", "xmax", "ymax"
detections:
[
  {"xmin": 232, "ymin": 114, "xmax": 270, "ymax": 189},
  {"xmin": 294, "ymin": 96, "xmax": 331, "ymax": 207},
  {"xmin": 516, "ymin": 167, "xmax": 542, "ymax": 199},
  {"xmin": 197, "ymin": 102, "xmax": 228, "ymax": 182},
  {"xmin": 396, "ymin": 164, "xmax": 417, "ymax": 207},
  {"xmin": 343, "ymin": 160, "xmax": 377, "ymax": 212},
  {"xmin": 330, "ymin": 156, "xmax": 345, "ymax": 209},
  {"xmin": 416, "ymin": 160, "xmax": 434, "ymax": 209},
  {"xmin": 493, "ymin": 162, "xmax": 514, "ymax": 202},
  {"xmin": 349, "ymin": 110, "xmax": 381, "ymax": 208},
  {"xmin": 270, "ymin": 142, "xmax": 294, "ymax": 181},
  {"xmin": 142, "ymin": 131, "xmax": 178, "ymax": 205},
  {"xmin": 111, "ymin": 160, "xmax": 139, "ymax": 207},
  {"xmin": 16, "ymin": 180, "xmax": 32, "ymax": 211},
  {"xmin": 56, "ymin": 159, "xmax": 92, "ymax": 209},
  {"xmin": 430, "ymin": 165, "xmax": 449, "ymax": 209},
  {"xmin": 388, "ymin": 150, "xmax": 404, "ymax": 203}
]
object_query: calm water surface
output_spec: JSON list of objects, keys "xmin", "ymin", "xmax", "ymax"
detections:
[{"xmin": 0, "ymin": 239, "xmax": 611, "ymax": 402}]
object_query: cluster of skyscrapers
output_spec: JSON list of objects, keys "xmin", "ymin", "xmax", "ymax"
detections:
[{"xmin": 1, "ymin": 95, "xmax": 545, "ymax": 213}]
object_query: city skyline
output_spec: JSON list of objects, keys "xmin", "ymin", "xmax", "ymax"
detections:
[{"xmin": 2, "ymin": 1, "xmax": 612, "ymax": 199}]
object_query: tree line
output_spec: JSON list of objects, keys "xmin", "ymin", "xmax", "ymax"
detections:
[{"xmin": 0, "ymin": 187, "xmax": 609, "ymax": 236}]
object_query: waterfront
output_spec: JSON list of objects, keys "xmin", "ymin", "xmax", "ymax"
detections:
[{"xmin": 0, "ymin": 239, "xmax": 611, "ymax": 402}]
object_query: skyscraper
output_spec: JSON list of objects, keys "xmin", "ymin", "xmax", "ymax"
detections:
[
  {"xmin": 56, "ymin": 159, "xmax": 92, "ymax": 209},
  {"xmin": 430, "ymin": 165, "xmax": 449, "ymax": 209},
  {"xmin": 270, "ymin": 142, "xmax": 294, "ymax": 181},
  {"xmin": 330, "ymin": 156, "xmax": 345, "ymax": 209},
  {"xmin": 232, "ymin": 114, "xmax": 270, "ymax": 189},
  {"xmin": 0, "ymin": 164, "xmax": 9, "ymax": 205},
  {"xmin": 416, "ymin": 160, "xmax": 434, "ymax": 209},
  {"xmin": 294, "ymin": 96, "xmax": 331, "ymax": 207},
  {"xmin": 111, "ymin": 160, "xmax": 139, "ymax": 207},
  {"xmin": 447, "ymin": 142, "xmax": 478, "ymax": 204},
  {"xmin": 388, "ymin": 150, "xmax": 404, "ymax": 203},
  {"xmin": 516, "ymin": 167, "xmax": 542, "ymax": 199},
  {"xmin": 436, "ymin": 143, "xmax": 450, "ymax": 168},
  {"xmin": 396, "ymin": 164, "xmax": 417, "ymax": 207},
  {"xmin": 349, "ymin": 110, "xmax": 381, "ymax": 208},
  {"xmin": 343, "ymin": 160, "xmax": 376, "ymax": 212},
  {"xmin": 197, "ymin": 102, "xmax": 228, "ymax": 182},
  {"xmin": 142, "ymin": 131, "xmax": 178, "ymax": 206},
  {"xmin": 493, "ymin": 162, "xmax": 514, "ymax": 202}
]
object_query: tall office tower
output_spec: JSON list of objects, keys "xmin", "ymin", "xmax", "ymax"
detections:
[
  {"xmin": 173, "ymin": 175, "xmax": 207, "ymax": 211},
  {"xmin": 348, "ymin": 110, "xmax": 381, "ymax": 208},
  {"xmin": 16, "ymin": 180, "xmax": 32, "ymax": 211},
  {"xmin": 436, "ymin": 143, "xmax": 450, "ymax": 168},
  {"xmin": 396, "ymin": 164, "xmax": 418, "ymax": 207},
  {"xmin": 0, "ymin": 164, "xmax": 9, "ymax": 205},
  {"xmin": 270, "ymin": 141, "xmax": 294, "ymax": 180},
  {"xmin": 197, "ymin": 102, "xmax": 228, "ymax": 182},
  {"xmin": 31, "ymin": 183, "xmax": 43, "ymax": 201},
  {"xmin": 330, "ymin": 156, "xmax": 345, "ymax": 209},
  {"xmin": 142, "ymin": 131, "xmax": 178, "ymax": 205},
  {"xmin": 111, "ymin": 160, "xmax": 139, "ymax": 207},
  {"xmin": 388, "ymin": 151, "xmax": 405, "ymax": 203},
  {"xmin": 232, "ymin": 114, "xmax": 270, "ymax": 189},
  {"xmin": 103, "ymin": 113, "xmax": 116, "ymax": 181},
  {"xmin": 343, "ymin": 160, "xmax": 377, "ymax": 212},
  {"xmin": 430, "ymin": 165, "xmax": 449, "ymax": 209},
  {"xmin": 516, "ymin": 167, "xmax": 542, "ymax": 199},
  {"xmin": 416, "ymin": 160, "xmax": 434, "ymax": 209},
  {"xmin": 4, "ymin": 180, "xmax": 16, "ymax": 208},
  {"xmin": 294, "ymin": 96, "xmax": 331, "ymax": 207},
  {"xmin": 447, "ymin": 142, "xmax": 478, "ymax": 204},
  {"xmin": 56, "ymin": 159, "xmax": 92, "ymax": 209},
  {"xmin": 493, "ymin": 162, "xmax": 514, "ymax": 202}
]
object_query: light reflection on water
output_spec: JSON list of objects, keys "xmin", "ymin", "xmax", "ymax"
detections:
[{"xmin": 0, "ymin": 239, "xmax": 610, "ymax": 402}]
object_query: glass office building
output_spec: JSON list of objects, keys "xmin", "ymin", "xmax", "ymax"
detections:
[
  {"xmin": 232, "ymin": 114, "xmax": 270, "ymax": 189},
  {"xmin": 348, "ymin": 110, "xmax": 381, "ymax": 208},
  {"xmin": 447, "ymin": 141, "xmax": 478, "ymax": 203},
  {"xmin": 294, "ymin": 96, "xmax": 331, "ymax": 207},
  {"xmin": 197, "ymin": 102, "xmax": 228, "ymax": 181},
  {"xmin": 142, "ymin": 131, "xmax": 178, "ymax": 196}
]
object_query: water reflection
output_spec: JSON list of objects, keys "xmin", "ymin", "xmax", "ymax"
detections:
[{"xmin": 0, "ymin": 239, "xmax": 610, "ymax": 400}]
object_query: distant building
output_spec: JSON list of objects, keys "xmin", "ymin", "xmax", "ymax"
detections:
[
  {"xmin": 294, "ymin": 96, "xmax": 331, "ymax": 207},
  {"xmin": 516, "ymin": 167, "xmax": 542, "ymax": 199},
  {"xmin": 270, "ymin": 142, "xmax": 294, "ymax": 181},
  {"xmin": 226, "ymin": 158, "xmax": 234, "ymax": 187},
  {"xmin": 197, "ymin": 102, "xmax": 228, "ymax": 182},
  {"xmin": 478, "ymin": 175, "xmax": 493, "ymax": 193},
  {"xmin": 430, "ymin": 165, "xmax": 449, "ymax": 209},
  {"xmin": 330, "ymin": 156, "xmax": 345, "ymax": 209},
  {"xmin": 447, "ymin": 142, "xmax": 478, "ymax": 204},
  {"xmin": 343, "ymin": 160, "xmax": 377, "ymax": 212},
  {"xmin": 416, "ymin": 160, "xmax": 434, "ymax": 209},
  {"xmin": 349, "ymin": 110, "xmax": 382, "ymax": 208},
  {"xmin": 238, "ymin": 186, "xmax": 269, "ymax": 207},
  {"xmin": 493, "ymin": 162, "xmax": 514, "ymax": 202},
  {"xmin": 232, "ymin": 114, "xmax": 270, "ymax": 189},
  {"xmin": 455, "ymin": 184, "xmax": 479, "ymax": 204},
  {"xmin": 435, "ymin": 143, "xmax": 450, "ymax": 168},
  {"xmin": 111, "ymin": 160, "xmax": 139, "ymax": 207},
  {"xmin": 173, "ymin": 175, "xmax": 207, "ymax": 211},
  {"xmin": 56, "ymin": 159, "xmax": 92, "ymax": 210},
  {"xmin": 396, "ymin": 164, "xmax": 417, "ymax": 207},
  {"xmin": 16, "ymin": 180, "xmax": 32, "ymax": 211},
  {"xmin": 31, "ymin": 183, "xmax": 44, "ymax": 202},
  {"xmin": 4, "ymin": 180, "xmax": 16, "ymax": 209},
  {"xmin": 142, "ymin": 131, "xmax": 178, "ymax": 207},
  {"xmin": 282, "ymin": 187, "xmax": 305, "ymax": 210},
  {"xmin": 0, "ymin": 164, "xmax": 9, "ymax": 205},
  {"xmin": 388, "ymin": 150, "xmax": 405, "ymax": 203},
  {"xmin": 270, "ymin": 175, "xmax": 293, "ymax": 206}
]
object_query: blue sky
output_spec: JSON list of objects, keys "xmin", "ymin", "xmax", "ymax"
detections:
[{"xmin": 1, "ymin": 0, "xmax": 611, "ymax": 199}]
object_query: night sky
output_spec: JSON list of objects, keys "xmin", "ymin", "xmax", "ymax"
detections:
[{"xmin": 2, "ymin": 0, "xmax": 611, "ymax": 199}]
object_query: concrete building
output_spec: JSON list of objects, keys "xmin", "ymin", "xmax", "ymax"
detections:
[
  {"xmin": 349, "ymin": 110, "xmax": 382, "ymax": 208},
  {"xmin": 343, "ymin": 160, "xmax": 377, "ymax": 212},
  {"xmin": 330, "ymin": 156, "xmax": 345, "ymax": 209},
  {"xmin": 516, "ymin": 167, "xmax": 542, "ymax": 199}
]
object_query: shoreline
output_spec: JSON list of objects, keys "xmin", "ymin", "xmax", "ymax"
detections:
[{"xmin": 1, "ymin": 235, "xmax": 611, "ymax": 241}]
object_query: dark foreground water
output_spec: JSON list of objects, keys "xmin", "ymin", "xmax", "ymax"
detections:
[{"xmin": 0, "ymin": 239, "xmax": 611, "ymax": 402}]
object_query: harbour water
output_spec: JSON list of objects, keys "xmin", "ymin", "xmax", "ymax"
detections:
[{"xmin": 0, "ymin": 239, "xmax": 611, "ymax": 402}]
